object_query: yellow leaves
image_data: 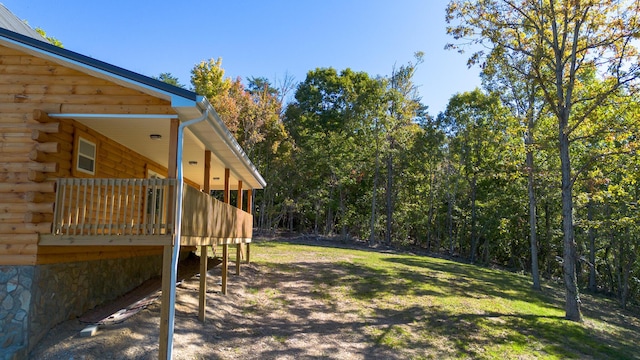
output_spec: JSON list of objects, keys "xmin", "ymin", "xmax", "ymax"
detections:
[{"xmin": 191, "ymin": 57, "xmax": 232, "ymax": 102}]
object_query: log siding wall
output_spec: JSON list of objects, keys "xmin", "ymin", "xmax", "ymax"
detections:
[{"xmin": 0, "ymin": 44, "xmax": 177, "ymax": 265}]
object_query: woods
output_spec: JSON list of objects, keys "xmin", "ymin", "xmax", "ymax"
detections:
[{"xmin": 152, "ymin": 1, "xmax": 640, "ymax": 318}]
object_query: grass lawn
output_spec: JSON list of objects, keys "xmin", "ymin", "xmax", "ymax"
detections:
[{"xmin": 249, "ymin": 238, "xmax": 640, "ymax": 359}]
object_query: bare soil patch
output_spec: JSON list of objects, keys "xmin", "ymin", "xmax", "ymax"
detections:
[{"xmin": 29, "ymin": 240, "xmax": 396, "ymax": 359}]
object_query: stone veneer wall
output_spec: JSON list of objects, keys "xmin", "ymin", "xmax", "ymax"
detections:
[
  {"xmin": 0, "ymin": 255, "xmax": 163, "ymax": 359},
  {"xmin": 0, "ymin": 266, "xmax": 32, "ymax": 360}
]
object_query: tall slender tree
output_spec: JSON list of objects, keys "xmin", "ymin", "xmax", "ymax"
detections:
[
  {"xmin": 446, "ymin": 0, "xmax": 640, "ymax": 321},
  {"xmin": 440, "ymin": 89, "xmax": 510, "ymax": 262},
  {"xmin": 383, "ymin": 53, "xmax": 424, "ymax": 244},
  {"xmin": 482, "ymin": 46, "xmax": 547, "ymax": 290}
]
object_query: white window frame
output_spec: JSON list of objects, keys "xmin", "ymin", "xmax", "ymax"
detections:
[{"xmin": 76, "ymin": 136, "xmax": 97, "ymax": 175}]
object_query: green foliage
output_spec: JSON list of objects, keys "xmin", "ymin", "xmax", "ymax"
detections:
[
  {"xmin": 446, "ymin": 0, "xmax": 640, "ymax": 322},
  {"xmin": 181, "ymin": 5, "xmax": 640, "ymax": 310},
  {"xmin": 153, "ymin": 72, "xmax": 185, "ymax": 88},
  {"xmin": 251, "ymin": 241, "xmax": 640, "ymax": 359},
  {"xmin": 283, "ymin": 67, "xmax": 388, "ymax": 237}
]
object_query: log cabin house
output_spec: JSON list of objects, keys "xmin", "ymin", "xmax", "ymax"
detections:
[{"xmin": 0, "ymin": 5, "xmax": 265, "ymax": 359}]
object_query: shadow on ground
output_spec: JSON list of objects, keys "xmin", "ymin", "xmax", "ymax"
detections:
[{"xmin": 29, "ymin": 237, "xmax": 640, "ymax": 359}]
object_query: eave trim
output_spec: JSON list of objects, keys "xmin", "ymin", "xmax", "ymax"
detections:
[{"xmin": 0, "ymin": 27, "xmax": 197, "ymax": 102}]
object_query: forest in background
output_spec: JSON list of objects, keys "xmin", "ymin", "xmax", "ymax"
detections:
[{"xmin": 157, "ymin": 1, "xmax": 640, "ymax": 321}]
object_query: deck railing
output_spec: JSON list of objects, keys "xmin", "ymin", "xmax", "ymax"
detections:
[
  {"xmin": 50, "ymin": 178, "xmax": 252, "ymax": 242},
  {"xmin": 181, "ymin": 184, "xmax": 253, "ymax": 241},
  {"xmin": 52, "ymin": 178, "xmax": 177, "ymax": 236}
]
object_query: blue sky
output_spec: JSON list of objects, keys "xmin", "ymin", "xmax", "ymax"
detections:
[{"xmin": 3, "ymin": 0, "xmax": 481, "ymax": 115}]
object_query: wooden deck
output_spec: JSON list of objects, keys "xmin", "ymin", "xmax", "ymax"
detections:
[{"xmin": 39, "ymin": 178, "xmax": 253, "ymax": 247}]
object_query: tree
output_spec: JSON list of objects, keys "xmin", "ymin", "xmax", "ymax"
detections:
[
  {"xmin": 189, "ymin": 59, "xmax": 291, "ymax": 231},
  {"xmin": 154, "ymin": 73, "xmax": 185, "ymax": 89},
  {"xmin": 440, "ymin": 89, "xmax": 510, "ymax": 262},
  {"xmin": 482, "ymin": 46, "xmax": 547, "ymax": 290},
  {"xmin": 285, "ymin": 68, "xmax": 386, "ymax": 238},
  {"xmin": 446, "ymin": 0, "xmax": 640, "ymax": 322},
  {"xmin": 383, "ymin": 53, "xmax": 425, "ymax": 245},
  {"xmin": 191, "ymin": 58, "xmax": 237, "ymax": 132}
]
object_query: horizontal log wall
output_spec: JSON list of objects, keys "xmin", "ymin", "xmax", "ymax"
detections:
[{"xmin": 0, "ymin": 44, "xmax": 177, "ymax": 265}]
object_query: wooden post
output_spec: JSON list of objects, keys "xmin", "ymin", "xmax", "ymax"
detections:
[
  {"xmin": 223, "ymin": 168, "xmax": 230, "ymax": 204},
  {"xmin": 198, "ymin": 150, "xmax": 212, "ymax": 322},
  {"xmin": 222, "ymin": 242, "xmax": 228, "ymax": 295},
  {"xmin": 167, "ymin": 120, "xmax": 179, "ymax": 189},
  {"xmin": 221, "ymin": 168, "xmax": 230, "ymax": 294},
  {"xmin": 246, "ymin": 189, "xmax": 253, "ymax": 264},
  {"xmin": 159, "ymin": 118, "xmax": 179, "ymax": 360},
  {"xmin": 237, "ymin": 181, "xmax": 243, "ymax": 211},
  {"xmin": 236, "ymin": 181, "xmax": 243, "ymax": 275}
]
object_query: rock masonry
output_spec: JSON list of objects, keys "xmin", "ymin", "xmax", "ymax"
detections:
[{"xmin": 0, "ymin": 255, "xmax": 162, "ymax": 359}]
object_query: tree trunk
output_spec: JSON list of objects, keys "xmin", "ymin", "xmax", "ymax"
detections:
[
  {"xmin": 385, "ymin": 154, "xmax": 393, "ymax": 245},
  {"xmin": 483, "ymin": 233, "xmax": 490, "ymax": 264},
  {"xmin": 604, "ymin": 244, "xmax": 613, "ymax": 294},
  {"xmin": 544, "ymin": 201, "xmax": 552, "ymax": 278},
  {"xmin": 446, "ymin": 161, "xmax": 459, "ymax": 255},
  {"xmin": 288, "ymin": 205, "xmax": 294, "ymax": 231},
  {"xmin": 469, "ymin": 175, "xmax": 478, "ymax": 263},
  {"xmin": 370, "ymin": 128, "xmax": 381, "ymax": 246},
  {"xmin": 526, "ymin": 140, "xmax": 541, "ymax": 290},
  {"xmin": 619, "ymin": 228, "xmax": 634, "ymax": 309},
  {"xmin": 259, "ymin": 191, "xmax": 267, "ymax": 230},
  {"xmin": 559, "ymin": 120, "xmax": 582, "ymax": 321},
  {"xmin": 314, "ymin": 201, "xmax": 319, "ymax": 235},
  {"xmin": 326, "ymin": 183, "xmax": 334, "ymax": 236},
  {"xmin": 427, "ymin": 169, "xmax": 436, "ymax": 252},
  {"xmin": 448, "ymin": 185, "xmax": 455, "ymax": 255},
  {"xmin": 587, "ymin": 198, "xmax": 597, "ymax": 293},
  {"xmin": 340, "ymin": 186, "xmax": 346, "ymax": 239}
]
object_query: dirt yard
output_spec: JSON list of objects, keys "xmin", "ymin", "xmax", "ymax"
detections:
[{"xmin": 29, "ymin": 241, "xmax": 398, "ymax": 359}]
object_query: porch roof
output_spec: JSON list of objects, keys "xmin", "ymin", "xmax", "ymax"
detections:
[{"xmin": 0, "ymin": 25, "xmax": 266, "ymax": 190}]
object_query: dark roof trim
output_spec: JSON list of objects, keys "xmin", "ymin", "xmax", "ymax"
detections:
[{"xmin": 0, "ymin": 27, "xmax": 197, "ymax": 101}]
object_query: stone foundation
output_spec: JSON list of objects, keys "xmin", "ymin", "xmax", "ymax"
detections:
[
  {"xmin": 0, "ymin": 266, "xmax": 32, "ymax": 360},
  {"xmin": 0, "ymin": 255, "xmax": 163, "ymax": 359}
]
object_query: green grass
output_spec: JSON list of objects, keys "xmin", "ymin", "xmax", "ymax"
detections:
[{"xmin": 250, "ymin": 239, "xmax": 640, "ymax": 359}]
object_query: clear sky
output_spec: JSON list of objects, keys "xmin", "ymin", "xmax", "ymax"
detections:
[{"xmin": 2, "ymin": 0, "xmax": 481, "ymax": 115}]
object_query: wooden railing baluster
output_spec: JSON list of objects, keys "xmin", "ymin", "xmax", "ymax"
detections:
[{"xmin": 48, "ymin": 178, "xmax": 252, "ymax": 242}]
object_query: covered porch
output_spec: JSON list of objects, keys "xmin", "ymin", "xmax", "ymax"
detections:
[{"xmin": 33, "ymin": 103, "xmax": 265, "ymax": 358}]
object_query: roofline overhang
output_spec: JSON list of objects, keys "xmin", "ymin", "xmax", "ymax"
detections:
[
  {"xmin": 194, "ymin": 96, "xmax": 267, "ymax": 189},
  {"xmin": 0, "ymin": 27, "xmax": 197, "ymax": 106},
  {"xmin": 0, "ymin": 26, "xmax": 265, "ymax": 190}
]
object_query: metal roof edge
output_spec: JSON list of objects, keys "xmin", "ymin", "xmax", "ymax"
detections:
[
  {"xmin": 0, "ymin": 27, "xmax": 197, "ymax": 102},
  {"xmin": 0, "ymin": 3, "xmax": 49, "ymax": 41},
  {"xmin": 197, "ymin": 98, "xmax": 267, "ymax": 189}
]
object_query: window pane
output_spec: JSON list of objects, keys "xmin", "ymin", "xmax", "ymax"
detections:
[
  {"xmin": 79, "ymin": 140, "xmax": 95, "ymax": 158},
  {"xmin": 78, "ymin": 156, "xmax": 94, "ymax": 172}
]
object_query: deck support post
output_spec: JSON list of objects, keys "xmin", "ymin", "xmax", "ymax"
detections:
[
  {"xmin": 221, "ymin": 168, "xmax": 230, "ymax": 294},
  {"xmin": 246, "ymin": 189, "xmax": 253, "ymax": 264},
  {"xmin": 236, "ymin": 181, "xmax": 243, "ymax": 275},
  {"xmin": 198, "ymin": 150, "xmax": 212, "ymax": 322},
  {"xmin": 222, "ymin": 244, "xmax": 228, "ymax": 294},
  {"xmin": 159, "ymin": 118, "xmax": 179, "ymax": 360}
]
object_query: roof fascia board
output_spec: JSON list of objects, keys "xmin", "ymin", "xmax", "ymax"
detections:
[
  {"xmin": 0, "ymin": 26, "xmax": 265, "ymax": 189},
  {"xmin": 0, "ymin": 27, "xmax": 197, "ymax": 104},
  {"xmin": 196, "ymin": 98, "xmax": 267, "ymax": 189}
]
